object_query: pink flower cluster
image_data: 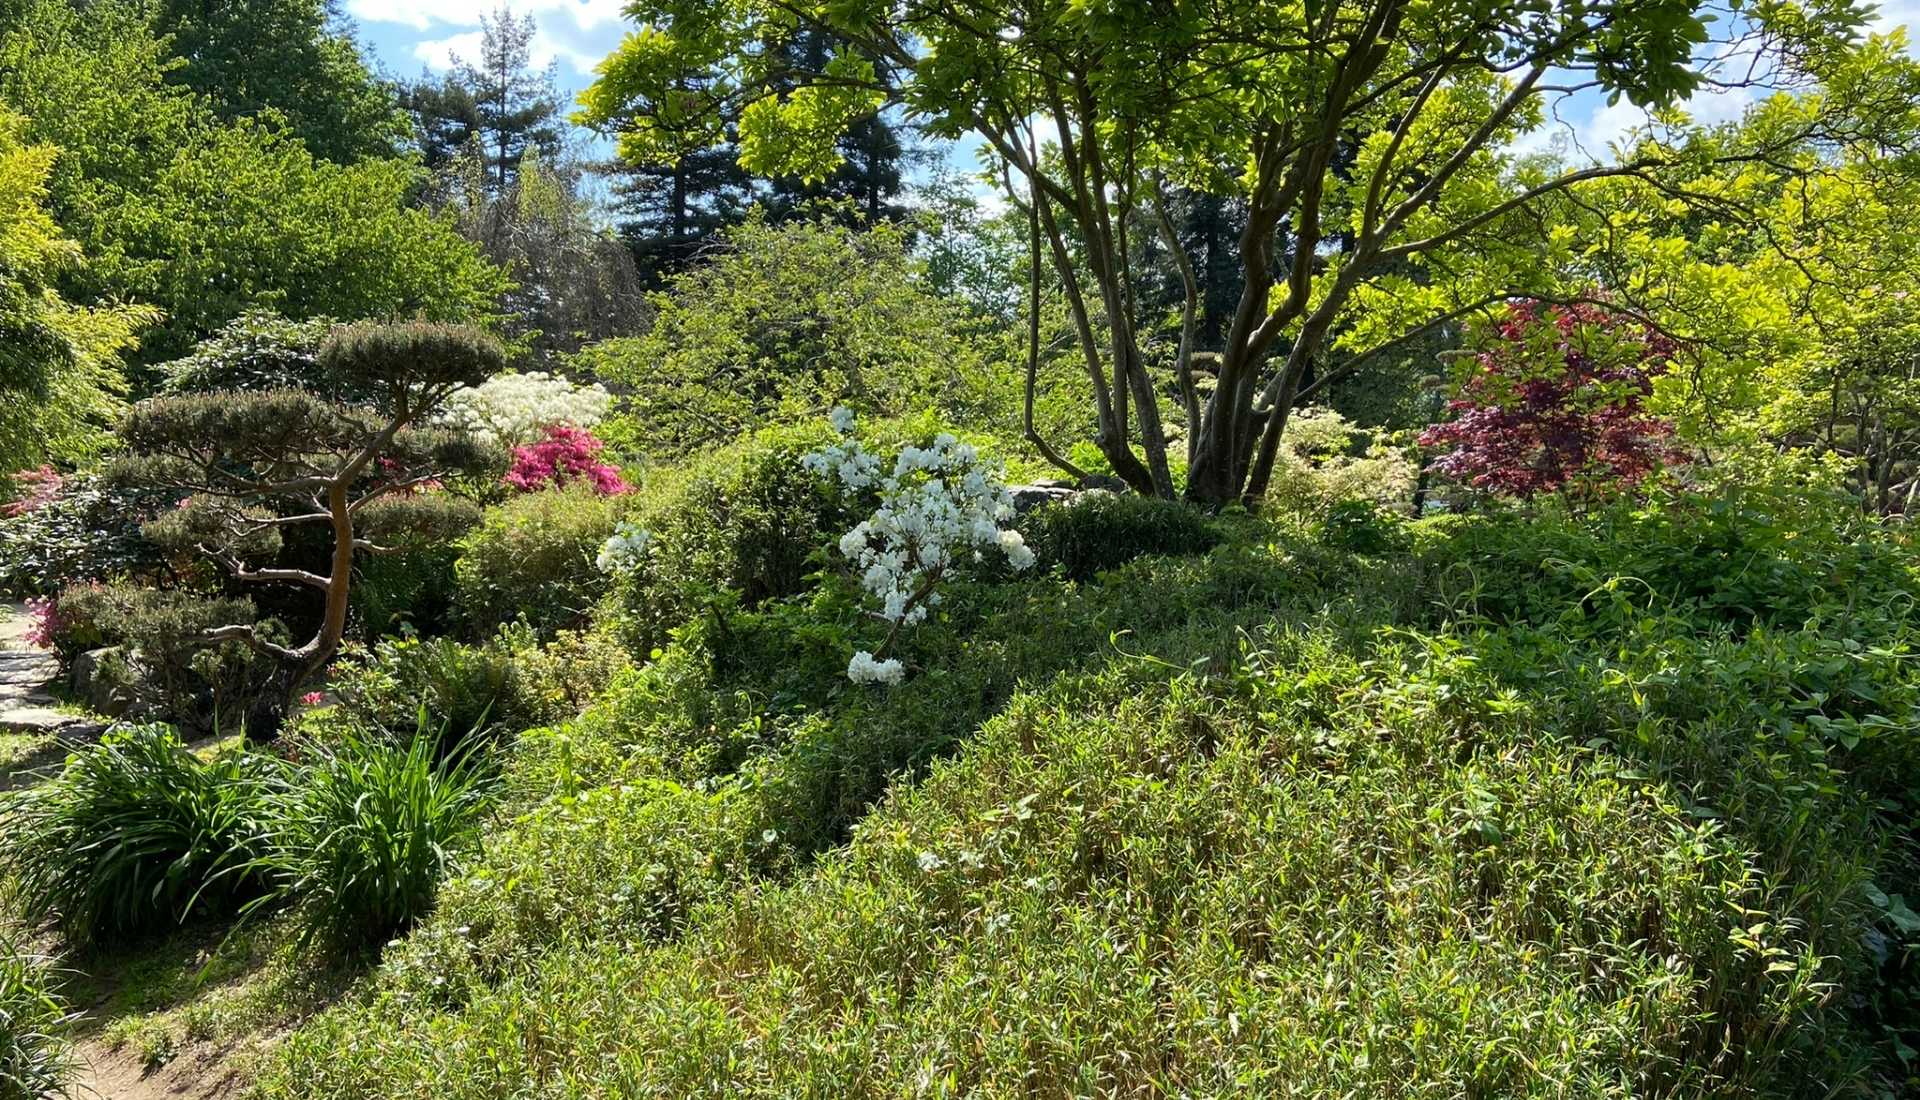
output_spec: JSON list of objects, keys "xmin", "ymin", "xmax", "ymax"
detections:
[
  {"xmin": 3, "ymin": 465, "xmax": 63, "ymax": 518},
  {"xmin": 24, "ymin": 595, "xmax": 64, "ymax": 650},
  {"xmin": 1420, "ymin": 300, "xmax": 1688, "ymax": 499},
  {"xmin": 503, "ymin": 424, "xmax": 631, "ymax": 495}
]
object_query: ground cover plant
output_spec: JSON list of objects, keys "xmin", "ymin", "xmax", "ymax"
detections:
[
  {"xmin": 0, "ymin": 937, "xmax": 73, "ymax": 1099},
  {"xmin": 249, "ymin": 475, "xmax": 1920, "ymax": 1097},
  {"xmin": 7, "ymin": 0, "xmax": 1920, "ymax": 1095}
]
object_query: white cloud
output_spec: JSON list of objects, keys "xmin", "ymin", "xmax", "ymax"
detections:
[
  {"xmin": 355, "ymin": 0, "xmax": 627, "ymax": 74},
  {"xmin": 412, "ymin": 31, "xmax": 484, "ymax": 71},
  {"xmin": 349, "ymin": 0, "xmax": 625, "ymax": 32}
]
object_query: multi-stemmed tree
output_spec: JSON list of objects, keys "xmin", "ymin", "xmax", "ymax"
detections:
[
  {"xmin": 580, "ymin": 0, "xmax": 1904, "ymax": 505},
  {"xmin": 116, "ymin": 321, "xmax": 504, "ymax": 736}
]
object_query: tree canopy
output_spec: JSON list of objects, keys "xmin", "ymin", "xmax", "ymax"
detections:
[
  {"xmin": 0, "ymin": 105, "xmax": 154, "ymax": 470},
  {"xmin": 0, "ymin": 0, "xmax": 508, "ymax": 368},
  {"xmin": 583, "ymin": 0, "xmax": 1916, "ymax": 503},
  {"xmin": 149, "ymin": 0, "xmax": 410, "ymax": 163}
]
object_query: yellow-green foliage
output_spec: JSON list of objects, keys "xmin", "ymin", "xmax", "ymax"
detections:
[
  {"xmin": 0, "ymin": 105, "xmax": 154, "ymax": 470},
  {"xmin": 1265, "ymin": 405, "xmax": 1418, "ymax": 516}
]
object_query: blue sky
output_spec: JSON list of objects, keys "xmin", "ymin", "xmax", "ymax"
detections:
[{"xmin": 344, "ymin": 0, "xmax": 1920, "ymax": 183}]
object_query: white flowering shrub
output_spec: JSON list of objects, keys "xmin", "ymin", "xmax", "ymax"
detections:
[
  {"xmin": 596, "ymin": 520, "xmax": 652, "ymax": 574},
  {"xmin": 803, "ymin": 409, "xmax": 1034, "ymax": 685},
  {"xmin": 436, "ymin": 371, "xmax": 615, "ymax": 448}
]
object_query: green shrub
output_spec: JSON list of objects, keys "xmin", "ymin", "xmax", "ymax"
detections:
[
  {"xmin": 453, "ymin": 486, "xmax": 616, "ymax": 639},
  {"xmin": 152, "ymin": 312, "xmax": 336, "ymax": 396},
  {"xmin": 1020, "ymin": 491, "xmax": 1219, "ymax": 581},
  {"xmin": 496, "ymin": 626, "xmax": 635, "ymax": 727},
  {"xmin": 0, "ymin": 940, "xmax": 73, "ymax": 1100},
  {"xmin": 1319, "ymin": 498, "xmax": 1409, "ymax": 555},
  {"xmin": 326, "ymin": 625, "xmax": 600, "ymax": 751},
  {"xmin": 1408, "ymin": 471, "xmax": 1915, "ymax": 630},
  {"xmin": 0, "ymin": 474, "xmax": 176, "ymax": 599},
  {"xmin": 609, "ymin": 422, "xmax": 857, "ymax": 649},
  {"xmin": 53, "ymin": 582, "xmax": 281, "ymax": 734},
  {"xmin": 1264, "ymin": 405, "xmax": 1418, "ymax": 516},
  {"xmin": 354, "ymin": 545, "xmax": 459, "ymax": 640},
  {"xmin": 0, "ymin": 725, "xmax": 278, "ymax": 945},
  {"xmin": 253, "ymin": 731, "xmax": 495, "ymax": 952}
]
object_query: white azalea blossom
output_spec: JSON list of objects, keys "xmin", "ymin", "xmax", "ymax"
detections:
[
  {"xmin": 804, "ymin": 408, "xmax": 1034, "ymax": 686},
  {"xmin": 847, "ymin": 650, "xmax": 906, "ymax": 685},
  {"xmin": 596, "ymin": 520, "xmax": 652, "ymax": 574},
  {"xmin": 436, "ymin": 371, "xmax": 615, "ymax": 448}
]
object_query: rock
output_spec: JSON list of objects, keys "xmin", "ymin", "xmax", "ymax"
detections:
[
  {"xmin": 0, "ymin": 704, "xmax": 105, "ymax": 740},
  {"xmin": 1007, "ymin": 482, "xmax": 1078, "ymax": 513},
  {"xmin": 70, "ymin": 646, "xmax": 136, "ymax": 719},
  {"xmin": 0, "ymin": 649, "xmax": 57, "ymax": 693}
]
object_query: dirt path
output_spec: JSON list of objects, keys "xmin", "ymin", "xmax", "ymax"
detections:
[
  {"xmin": 0, "ymin": 603, "xmax": 215, "ymax": 1099},
  {"xmin": 69, "ymin": 1039, "xmax": 250, "ymax": 1100}
]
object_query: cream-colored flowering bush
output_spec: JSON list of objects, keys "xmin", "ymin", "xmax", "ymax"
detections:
[
  {"xmin": 804, "ymin": 409, "xmax": 1033, "ymax": 684},
  {"xmin": 1267, "ymin": 406, "xmax": 1418, "ymax": 516},
  {"xmin": 436, "ymin": 371, "xmax": 614, "ymax": 449}
]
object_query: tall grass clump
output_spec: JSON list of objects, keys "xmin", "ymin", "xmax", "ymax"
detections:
[
  {"xmin": 253, "ymin": 731, "xmax": 495, "ymax": 951},
  {"xmin": 0, "ymin": 725, "xmax": 277, "ymax": 945},
  {"xmin": 0, "ymin": 941, "xmax": 73, "ymax": 1100}
]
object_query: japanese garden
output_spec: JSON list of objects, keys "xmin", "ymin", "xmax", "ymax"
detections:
[{"xmin": 5, "ymin": 0, "xmax": 1920, "ymax": 1095}]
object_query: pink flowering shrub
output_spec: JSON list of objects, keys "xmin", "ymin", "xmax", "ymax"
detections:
[
  {"xmin": 24, "ymin": 596, "xmax": 61, "ymax": 649},
  {"xmin": 24, "ymin": 584, "xmax": 101, "ymax": 661},
  {"xmin": 3, "ymin": 465, "xmax": 63, "ymax": 518},
  {"xmin": 1420, "ymin": 300, "xmax": 1688, "ymax": 499},
  {"xmin": 503, "ymin": 424, "xmax": 631, "ymax": 495}
]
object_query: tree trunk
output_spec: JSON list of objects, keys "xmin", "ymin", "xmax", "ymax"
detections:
[{"xmin": 302, "ymin": 480, "xmax": 356, "ymax": 682}]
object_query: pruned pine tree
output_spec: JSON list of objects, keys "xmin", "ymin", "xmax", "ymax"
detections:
[{"xmin": 115, "ymin": 321, "xmax": 504, "ymax": 737}]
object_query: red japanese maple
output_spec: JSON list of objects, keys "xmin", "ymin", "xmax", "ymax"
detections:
[
  {"xmin": 1420, "ymin": 300, "xmax": 1688, "ymax": 498},
  {"xmin": 3, "ymin": 465, "xmax": 63, "ymax": 518}
]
